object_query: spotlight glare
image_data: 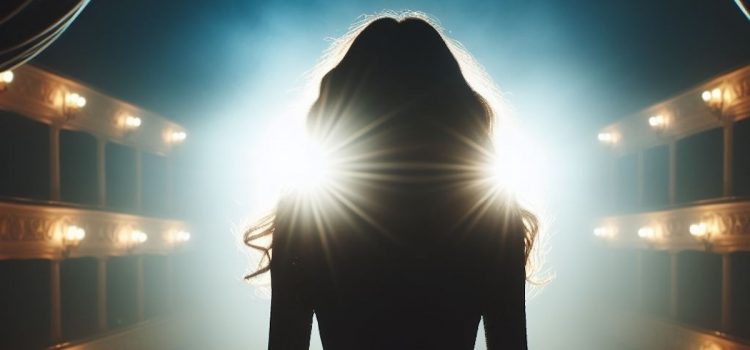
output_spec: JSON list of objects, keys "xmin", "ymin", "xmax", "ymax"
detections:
[
  {"xmin": 701, "ymin": 90, "xmax": 712, "ymax": 102},
  {"xmin": 648, "ymin": 115, "xmax": 665, "ymax": 128}
]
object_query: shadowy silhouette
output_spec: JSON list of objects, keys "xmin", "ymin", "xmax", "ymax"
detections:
[{"xmin": 246, "ymin": 14, "xmax": 537, "ymax": 350}]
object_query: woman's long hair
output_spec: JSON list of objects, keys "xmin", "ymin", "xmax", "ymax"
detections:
[{"xmin": 244, "ymin": 11, "xmax": 544, "ymax": 285}]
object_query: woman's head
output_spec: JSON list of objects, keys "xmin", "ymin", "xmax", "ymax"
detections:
[
  {"xmin": 245, "ymin": 12, "xmax": 542, "ymax": 284},
  {"xmin": 307, "ymin": 16, "xmax": 492, "ymax": 162}
]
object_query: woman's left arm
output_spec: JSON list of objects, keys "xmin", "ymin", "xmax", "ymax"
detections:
[{"xmin": 268, "ymin": 203, "xmax": 314, "ymax": 349}]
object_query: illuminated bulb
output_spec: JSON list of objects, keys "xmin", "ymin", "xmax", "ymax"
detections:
[
  {"xmin": 638, "ymin": 226, "xmax": 655, "ymax": 240},
  {"xmin": 0, "ymin": 70, "xmax": 13, "ymax": 84},
  {"xmin": 64, "ymin": 225, "xmax": 86, "ymax": 242},
  {"xmin": 594, "ymin": 226, "xmax": 615, "ymax": 239},
  {"xmin": 701, "ymin": 90, "xmax": 712, "ymax": 102},
  {"xmin": 174, "ymin": 230, "xmax": 191, "ymax": 243},
  {"xmin": 168, "ymin": 130, "xmax": 187, "ymax": 143},
  {"xmin": 65, "ymin": 92, "xmax": 87, "ymax": 109},
  {"xmin": 689, "ymin": 223, "xmax": 707, "ymax": 238},
  {"xmin": 711, "ymin": 88, "xmax": 722, "ymax": 101},
  {"xmin": 597, "ymin": 132, "xmax": 616, "ymax": 144},
  {"xmin": 123, "ymin": 115, "xmax": 142, "ymax": 129},
  {"xmin": 130, "ymin": 230, "xmax": 148, "ymax": 244},
  {"xmin": 648, "ymin": 115, "xmax": 665, "ymax": 128}
]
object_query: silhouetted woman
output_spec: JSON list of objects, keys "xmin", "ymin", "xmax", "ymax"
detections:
[{"xmin": 246, "ymin": 13, "xmax": 539, "ymax": 350}]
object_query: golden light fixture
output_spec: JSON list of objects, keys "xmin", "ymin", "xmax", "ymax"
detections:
[
  {"xmin": 165, "ymin": 129, "xmax": 187, "ymax": 144},
  {"xmin": 169, "ymin": 229, "xmax": 191, "ymax": 245},
  {"xmin": 119, "ymin": 114, "xmax": 142, "ymax": 131},
  {"xmin": 63, "ymin": 225, "xmax": 86, "ymax": 244},
  {"xmin": 0, "ymin": 70, "xmax": 14, "ymax": 84},
  {"xmin": 638, "ymin": 226, "xmax": 656, "ymax": 240},
  {"xmin": 689, "ymin": 222, "xmax": 708, "ymax": 238},
  {"xmin": 61, "ymin": 224, "xmax": 86, "ymax": 257},
  {"xmin": 701, "ymin": 87, "xmax": 729, "ymax": 114},
  {"xmin": 130, "ymin": 230, "xmax": 148, "ymax": 244},
  {"xmin": 648, "ymin": 114, "xmax": 667, "ymax": 130},
  {"xmin": 63, "ymin": 92, "xmax": 87, "ymax": 116},
  {"xmin": 594, "ymin": 226, "xmax": 616, "ymax": 239},
  {"xmin": 597, "ymin": 131, "xmax": 617, "ymax": 145}
]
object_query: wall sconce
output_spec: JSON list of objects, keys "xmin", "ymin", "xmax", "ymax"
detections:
[
  {"xmin": 689, "ymin": 222, "xmax": 714, "ymax": 251},
  {"xmin": 594, "ymin": 226, "xmax": 616, "ymax": 239},
  {"xmin": 597, "ymin": 131, "xmax": 618, "ymax": 145},
  {"xmin": 63, "ymin": 92, "xmax": 87, "ymax": 118},
  {"xmin": 62, "ymin": 224, "xmax": 86, "ymax": 256},
  {"xmin": 0, "ymin": 70, "xmax": 14, "ymax": 91},
  {"xmin": 168, "ymin": 229, "xmax": 191, "ymax": 247},
  {"xmin": 701, "ymin": 87, "xmax": 731, "ymax": 119},
  {"xmin": 118, "ymin": 114, "xmax": 142, "ymax": 131},
  {"xmin": 165, "ymin": 129, "xmax": 187, "ymax": 144},
  {"xmin": 648, "ymin": 114, "xmax": 667, "ymax": 131},
  {"xmin": 638, "ymin": 226, "xmax": 657, "ymax": 241},
  {"xmin": 120, "ymin": 229, "xmax": 148, "ymax": 250}
]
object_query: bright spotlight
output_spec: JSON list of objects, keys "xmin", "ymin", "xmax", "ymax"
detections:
[
  {"xmin": 0, "ymin": 70, "xmax": 14, "ymax": 84},
  {"xmin": 489, "ymin": 126, "xmax": 550, "ymax": 203}
]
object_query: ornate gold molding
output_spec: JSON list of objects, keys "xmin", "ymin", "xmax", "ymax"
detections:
[
  {"xmin": 0, "ymin": 65, "xmax": 186, "ymax": 156},
  {"xmin": 599, "ymin": 65, "xmax": 750, "ymax": 156},
  {"xmin": 0, "ymin": 201, "xmax": 189, "ymax": 260},
  {"xmin": 595, "ymin": 199, "xmax": 750, "ymax": 252}
]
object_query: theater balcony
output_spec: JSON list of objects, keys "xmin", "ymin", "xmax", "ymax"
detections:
[
  {"xmin": 594, "ymin": 64, "xmax": 750, "ymax": 349},
  {"xmin": 0, "ymin": 65, "xmax": 191, "ymax": 349}
]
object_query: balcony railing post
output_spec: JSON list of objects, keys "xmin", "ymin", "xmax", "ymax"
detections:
[
  {"xmin": 636, "ymin": 150, "xmax": 644, "ymax": 206},
  {"xmin": 135, "ymin": 150, "xmax": 143, "ymax": 212},
  {"xmin": 50, "ymin": 127, "xmax": 61, "ymax": 201},
  {"xmin": 50, "ymin": 259, "xmax": 62, "ymax": 343},
  {"xmin": 669, "ymin": 251, "xmax": 679, "ymax": 319},
  {"xmin": 721, "ymin": 253, "xmax": 733, "ymax": 332},
  {"xmin": 97, "ymin": 257, "xmax": 108, "ymax": 331},
  {"xmin": 723, "ymin": 121, "xmax": 734, "ymax": 197},
  {"xmin": 136, "ymin": 255, "xmax": 145, "ymax": 321},
  {"xmin": 668, "ymin": 141, "xmax": 676, "ymax": 205},
  {"xmin": 97, "ymin": 139, "xmax": 106, "ymax": 207}
]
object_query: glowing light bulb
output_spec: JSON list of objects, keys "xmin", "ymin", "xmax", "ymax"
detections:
[
  {"xmin": 711, "ymin": 88, "xmax": 722, "ymax": 101},
  {"xmin": 648, "ymin": 115, "xmax": 665, "ymax": 128},
  {"xmin": 638, "ymin": 226, "xmax": 655, "ymax": 240},
  {"xmin": 167, "ymin": 130, "xmax": 187, "ymax": 144},
  {"xmin": 594, "ymin": 226, "xmax": 615, "ymax": 239},
  {"xmin": 130, "ymin": 230, "xmax": 148, "ymax": 244},
  {"xmin": 65, "ymin": 92, "xmax": 86, "ymax": 109},
  {"xmin": 123, "ymin": 115, "xmax": 142, "ymax": 129},
  {"xmin": 175, "ymin": 230, "xmax": 191, "ymax": 243},
  {"xmin": 0, "ymin": 70, "xmax": 13, "ymax": 84},
  {"xmin": 689, "ymin": 223, "xmax": 707, "ymax": 238},
  {"xmin": 701, "ymin": 90, "xmax": 712, "ymax": 102},
  {"xmin": 598, "ymin": 132, "xmax": 616, "ymax": 144},
  {"xmin": 64, "ymin": 225, "xmax": 86, "ymax": 242}
]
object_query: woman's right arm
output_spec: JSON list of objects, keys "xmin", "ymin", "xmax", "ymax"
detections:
[
  {"xmin": 268, "ymin": 197, "xmax": 314, "ymax": 349},
  {"xmin": 481, "ymin": 217, "xmax": 528, "ymax": 350}
]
